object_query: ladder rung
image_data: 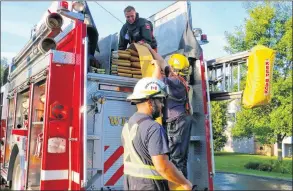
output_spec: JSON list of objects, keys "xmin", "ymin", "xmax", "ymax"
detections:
[
  {"xmin": 210, "ymin": 91, "xmax": 242, "ymax": 101},
  {"xmin": 87, "ymin": 135, "xmax": 100, "ymax": 140},
  {"xmin": 87, "ymin": 168, "xmax": 102, "ymax": 172},
  {"xmin": 27, "ymin": 185, "xmax": 40, "ymax": 190},
  {"xmin": 190, "ymin": 136, "xmax": 201, "ymax": 141}
]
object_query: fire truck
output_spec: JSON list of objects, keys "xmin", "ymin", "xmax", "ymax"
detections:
[{"xmin": 1, "ymin": 1, "xmax": 214, "ymax": 190}]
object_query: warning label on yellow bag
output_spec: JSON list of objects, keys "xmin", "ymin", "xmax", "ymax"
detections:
[{"xmin": 242, "ymin": 45, "xmax": 276, "ymax": 108}]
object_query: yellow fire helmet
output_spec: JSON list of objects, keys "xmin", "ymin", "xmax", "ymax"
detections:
[{"xmin": 168, "ymin": 54, "xmax": 190, "ymax": 75}]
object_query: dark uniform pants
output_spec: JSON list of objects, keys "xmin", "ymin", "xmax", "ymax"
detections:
[{"xmin": 166, "ymin": 114, "xmax": 192, "ymax": 178}]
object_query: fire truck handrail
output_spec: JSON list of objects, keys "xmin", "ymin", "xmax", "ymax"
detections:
[
  {"xmin": 9, "ymin": 50, "xmax": 44, "ymax": 81},
  {"xmin": 13, "ymin": 27, "xmax": 47, "ymax": 65},
  {"xmin": 87, "ymin": 73, "xmax": 138, "ymax": 86},
  {"xmin": 83, "ymin": 37, "xmax": 88, "ymax": 188},
  {"xmin": 8, "ymin": 53, "xmax": 50, "ymax": 93},
  {"xmin": 9, "ymin": 23, "xmax": 76, "ymax": 81}
]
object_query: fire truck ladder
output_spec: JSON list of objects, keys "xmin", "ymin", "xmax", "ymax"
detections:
[{"xmin": 206, "ymin": 51, "xmax": 250, "ymax": 101}]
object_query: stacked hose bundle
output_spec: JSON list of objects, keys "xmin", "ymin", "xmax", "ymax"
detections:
[
  {"xmin": 110, "ymin": 49, "xmax": 142, "ymax": 79},
  {"xmin": 90, "ymin": 59, "xmax": 105, "ymax": 74}
]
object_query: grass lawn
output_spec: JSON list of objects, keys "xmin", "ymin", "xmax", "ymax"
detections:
[{"xmin": 214, "ymin": 152, "xmax": 292, "ymax": 180}]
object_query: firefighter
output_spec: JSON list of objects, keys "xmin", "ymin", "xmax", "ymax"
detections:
[
  {"xmin": 142, "ymin": 43, "xmax": 193, "ymax": 179},
  {"xmin": 118, "ymin": 6, "xmax": 157, "ymax": 51},
  {"xmin": 79, "ymin": 1, "xmax": 100, "ymax": 71},
  {"xmin": 122, "ymin": 77, "xmax": 192, "ymax": 190}
]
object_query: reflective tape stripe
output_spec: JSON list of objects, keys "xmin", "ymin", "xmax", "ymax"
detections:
[
  {"xmin": 122, "ymin": 123, "xmax": 164, "ymax": 180},
  {"xmin": 1, "ymin": 169, "xmax": 8, "ymax": 179},
  {"xmin": 71, "ymin": 171, "xmax": 80, "ymax": 184},
  {"xmin": 125, "ymin": 161, "xmax": 157, "ymax": 170},
  {"xmin": 41, "ymin": 170, "xmax": 68, "ymax": 181},
  {"xmin": 124, "ymin": 162, "xmax": 164, "ymax": 180},
  {"xmin": 122, "ymin": 123, "xmax": 143, "ymax": 164}
]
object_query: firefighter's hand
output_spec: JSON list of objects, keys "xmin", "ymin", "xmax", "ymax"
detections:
[
  {"xmin": 181, "ymin": 180, "xmax": 193, "ymax": 191},
  {"xmin": 151, "ymin": 60, "xmax": 163, "ymax": 69},
  {"xmin": 151, "ymin": 60, "xmax": 159, "ymax": 66}
]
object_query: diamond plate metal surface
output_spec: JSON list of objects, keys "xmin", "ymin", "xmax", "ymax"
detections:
[
  {"xmin": 87, "ymin": 140, "xmax": 94, "ymax": 169},
  {"xmin": 87, "ymin": 80, "xmax": 98, "ymax": 134},
  {"xmin": 52, "ymin": 50, "xmax": 75, "ymax": 65}
]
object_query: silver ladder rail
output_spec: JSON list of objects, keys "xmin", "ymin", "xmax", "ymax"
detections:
[
  {"xmin": 206, "ymin": 51, "xmax": 250, "ymax": 100},
  {"xmin": 204, "ymin": 60, "xmax": 215, "ymax": 176}
]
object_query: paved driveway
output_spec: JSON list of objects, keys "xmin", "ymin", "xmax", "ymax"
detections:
[{"xmin": 214, "ymin": 172, "xmax": 292, "ymax": 190}]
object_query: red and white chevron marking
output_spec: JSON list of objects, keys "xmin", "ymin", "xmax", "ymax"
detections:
[{"xmin": 103, "ymin": 145, "xmax": 124, "ymax": 186}]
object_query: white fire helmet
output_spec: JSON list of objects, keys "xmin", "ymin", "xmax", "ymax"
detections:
[{"xmin": 127, "ymin": 77, "xmax": 167, "ymax": 102}]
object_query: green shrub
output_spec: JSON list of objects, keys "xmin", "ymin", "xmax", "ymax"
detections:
[
  {"xmin": 245, "ymin": 160, "xmax": 292, "ymax": 174},
  {"xmin": 272, "ymin": 160, "xmax": 291, "ymax": 174},
  {"xmin": 258, "ymin": 163, "xmax": 272, "ymax": 172},
  {"xmin": 244, "ymin": 162, "xmax": 261, "ymax": 170}
]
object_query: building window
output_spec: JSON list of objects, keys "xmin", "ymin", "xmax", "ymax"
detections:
[
  {"xmin": 15, "ymin": 90, "xmax": 30, "ymax": 129},
  {"xmin": 260, "ymin": 146, "xmax": 263, "ymax": 150}
]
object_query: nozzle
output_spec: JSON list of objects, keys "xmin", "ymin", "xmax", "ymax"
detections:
[
  {"xmin": 46, "ymin": 13, "xmax": 63, "ymax": 29},
  {"xmin": 38, "ymin": 37, "xmax": 57, "ymax": 54}
]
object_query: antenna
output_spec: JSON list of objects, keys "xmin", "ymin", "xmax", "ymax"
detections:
[{"xmin": 94, "ymin": 1, "xmax": 124, "ymax": 25}]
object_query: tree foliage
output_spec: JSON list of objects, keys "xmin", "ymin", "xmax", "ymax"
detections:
[
  {"xmin": 1, "ymin": 57, "xmax": 8, "ymax": 86},
  {"xmin": 225, "ymin": 1, "xmax": 292, "ymax": 77},
  {"xmin": 211, "ymin": 101, "xmax": 228, "ymax": 151},
  {"xmin": 225, "ymin": 2, "xmax": 292, "ymax": 159}
]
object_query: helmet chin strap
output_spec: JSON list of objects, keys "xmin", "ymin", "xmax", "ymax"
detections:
[{"xmin": 150, "ymin": 99, "xmax": 160, "ymax": 119}]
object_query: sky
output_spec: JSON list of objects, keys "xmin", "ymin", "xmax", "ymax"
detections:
[{"xmin": 1, "ymin": 1, "xmax": 247, "ymax": 63}]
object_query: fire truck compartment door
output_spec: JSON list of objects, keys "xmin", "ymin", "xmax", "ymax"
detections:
[
  {"xmin": 101, "ymin": 99, "xmax": 136, "ymax": 187},
  {"xmin": 86, "ymin": 77, "xmax": 137, "ymax": 189}
]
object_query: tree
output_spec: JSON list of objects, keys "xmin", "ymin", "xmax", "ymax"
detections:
[
  {"xmin": 1, "ymin": 57, "xmax": 8, "ymax": 86},
  {"xmin": 225, "ymin": 2, "xmax": 292, "ymax": 160},
  {"xmin": 211, "ymin": 100, "xmax": 228, "ymax": 151}
]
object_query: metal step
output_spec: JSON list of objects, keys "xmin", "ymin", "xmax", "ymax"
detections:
[
  {"xmin": 87, "ymin": 135, "xmax": 100, "ymax": 140},
  {"xmin": 190, "ymin": 136, "xmax": 201, "ymax": 141},
  {"xmin": 27, "ymin": 185, "xmax": 40, "ymax": 190},
  {"xmin": 87, "ymin": 168, "xmax": 102, "ymax": 172},
  {"xmin": 210, "ymin": 91, "xmax": 242, "ymax": 101}
]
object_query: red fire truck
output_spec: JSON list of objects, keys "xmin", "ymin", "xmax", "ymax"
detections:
[{"xmin": 0, "ymin": 1, "xmax": 214, "ymax": 190}]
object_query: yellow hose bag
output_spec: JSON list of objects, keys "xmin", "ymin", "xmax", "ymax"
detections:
[{"xmin": 242, "ymin": 45, "xmax": 276, "ymax": 108}]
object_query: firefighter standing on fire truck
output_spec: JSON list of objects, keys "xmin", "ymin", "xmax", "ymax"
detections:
[
  {"xmin": 122, "ymin": 77, "xmax": 192, "ymax": 190},
  {"xmin": 118, "ymin": 6, "xmax": 157, "ymax": 51},
  {"xmin": 143, "ymin": 43, "xmax": 193, "ymax": 179}
]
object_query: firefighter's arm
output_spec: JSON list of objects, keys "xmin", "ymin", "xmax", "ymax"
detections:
[
  {"xmin": 140, "ymin": 42, "xmax": 168, "ymax": 70},
  {"xmin": 118, "ymin": 27, "xmax": 129, "ymax": 50},
  {"xmin": 151, "ymin": 155, "xmax": 192, "ymax": 190},
  {"xmin": 151, "ymin": 60, "xmax": 162, "ymax": 79}
]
